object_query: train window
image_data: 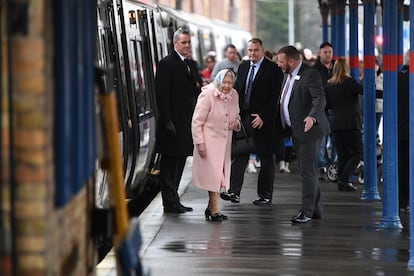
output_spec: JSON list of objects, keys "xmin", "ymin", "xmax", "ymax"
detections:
[{"xmin": 130, "ymin": 39, "xmax": 151, "ymax": 116}]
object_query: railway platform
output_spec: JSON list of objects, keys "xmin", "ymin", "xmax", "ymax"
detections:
[{"xmin": 98, "ymin": 158, "xmax": 413, "ymax": 276}]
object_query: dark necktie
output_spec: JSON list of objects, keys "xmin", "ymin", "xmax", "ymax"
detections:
[
  {"xmin": 244, "ymin": 64, "xmax": 256, "ymax": 108},
  {"xmin": 183, "ymin": 58, "xmax": 191, "ymax": 73},
  {"xmin": 280, "ymin": 74, "xmax": 293, "ymax": 128}
]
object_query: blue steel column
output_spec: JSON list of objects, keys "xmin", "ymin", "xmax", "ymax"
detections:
[
  {"xmin": 330, "ymin": 0, "xmax": 338, "ymax": 59},
  {"xmin": 319, "ymin": 1, "xmax": 329, "ymax": 43},
  {"xmin": 336, "ymin": 0, "xmax": 346, "ymax": 58},
  {"xmin": 398, "ymin": 1, "xmax": 404, "ymax": 70},
  {"xmin": 361, "ymin": 0, "xmax": 380, "ymax": 201},
  {"xmin": 408, "ymin": 2, "xmax": 414, "ymax": 270},
  {"xmin": 349, "ymin": 0, "xmax": 359, "ymax": 80},
  {"xmin": 380, "ymin": 0, "xmax": 402, "ymax": 228}
]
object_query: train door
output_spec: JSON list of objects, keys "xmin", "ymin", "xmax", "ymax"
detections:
[{"xmin": 122, "ymin": 6, "xmax": 158, "ymax": 196}]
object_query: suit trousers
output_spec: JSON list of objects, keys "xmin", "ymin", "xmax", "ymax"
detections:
[
  {"xmin": 293, "ymin": 137, "xmax": 322, "ymax": 218},
  {"xmin": 159, "ymin": 154, "xmax": 187, "ymax": 207},
  {"xmin": 333, "ymin": 129, "xmax": 363, "ymax": 183},
  {"xmin": 229, "ymin": 152, "xmax": 275, "ymax": 200}
]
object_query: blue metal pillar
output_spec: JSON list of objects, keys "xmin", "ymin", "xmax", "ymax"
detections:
[
  {"xmin": 336, "ymin": 0, "xmax": 346, "ymax": 58},
  {"xmin": 380, "ymin": 0, "xmax": 402, "ymax": 228},
  {"xmin": 319, "ymin": 0, "xmax": 329, "ymax": 43},
  {"xmin": 408, "ymin": 1, "xmax": 414, "ymax": 270},
  {"xmin": 349, "ymin": 0, "xmax": 359, "ymax": 80},
  {"xmin": 398, "ymin": 1, "xmax": 404, "ymax": 70},
  {"xmin": 361, "ymin": 0, "xmax": 381, "ymax": 201},
  {"xmin": 330, "ymin": 0, "xmax": 338, "ymax": 59}
]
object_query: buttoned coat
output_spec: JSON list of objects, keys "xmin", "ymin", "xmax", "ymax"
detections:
[
  {"xmin": 234, "ymin": 58, "xmax": 283, "ymax": 154},
  {"xmin": 155, "ymin": 51, "xmax": 199, "ymax": 156},
  {"xmin": 191, "ymin": 83, "xmax": 240, "ymax": 192}
]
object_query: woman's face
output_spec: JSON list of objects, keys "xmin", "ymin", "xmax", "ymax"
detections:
[{"xmin": 220, "ymin": 75, "xmax": 233, "ymax": 94}]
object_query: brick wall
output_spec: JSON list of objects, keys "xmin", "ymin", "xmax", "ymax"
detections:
[{"xmin": 1, "ymin": 1, "xmax": 94, "ymax": 275}]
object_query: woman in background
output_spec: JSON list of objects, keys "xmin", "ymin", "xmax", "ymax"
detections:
[
  {"xmin": 326, "ymin": 58, "xmax": 363, "ymax": 192},
  {"xmin": 192, "ymin": 69, "xmax": 240, "ymax": 221}
]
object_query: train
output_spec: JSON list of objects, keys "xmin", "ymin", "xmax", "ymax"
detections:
[{"xmin": 95, "ymin": 0, "xmax": 252, "ymax": 260}]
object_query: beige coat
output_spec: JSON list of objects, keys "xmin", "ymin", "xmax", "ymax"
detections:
[{"xmin": 191, "ymin": 83, "xmax": 240, "ymax": 192}]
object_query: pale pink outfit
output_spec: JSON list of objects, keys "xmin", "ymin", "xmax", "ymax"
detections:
[{"xmin": 191, "ymin": 83, "xmax": 240, "ymax": 192}]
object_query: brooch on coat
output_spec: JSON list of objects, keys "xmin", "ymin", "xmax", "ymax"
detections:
[{"xmin": 213, "ymin": 90, "xmax": 232, "ymax": 101}]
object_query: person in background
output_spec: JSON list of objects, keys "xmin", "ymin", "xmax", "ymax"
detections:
[
  {"xmin": 279, "ymin": 136, "xmax": 293, "ymax": 173},
  {"xmin": 155, "ymin": 27, "xmax": 199, "ymax": 213},
  {"xmin": 201, "ymin": 55, "xmax": 216, "ymax": 86},
  {"xmin": 375, "ymin": 58, "xmax": 383, "ymax": 137},
  {"xmin": 221, "ymin": 38, "xmax": 284, "ymax": 205},
  {"xmin": 398, "ymin": 57, "xmax": 409, "ymax": 212},
  {"xmin": 313, "ymin": 42, "xmax": 336, "ymax": 180},
  {"xmin": 325, "ymin": 58, "xmax": 362, "ymax": 192},
  {"xmin": 210, "ymin": 44, "xmax": 240, "ymax": 80},
  {"xmin": 192, "ymin": 69, "xmax": 240, "ymax": 221},
  {"xmin": 275, "ymin": 45, "xmax": 330, "ymax": 223}
]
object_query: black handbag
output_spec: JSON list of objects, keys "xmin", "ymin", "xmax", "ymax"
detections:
[{"xmin": 231, "ymin": 121, "xmax": 255, "ymax": 156}]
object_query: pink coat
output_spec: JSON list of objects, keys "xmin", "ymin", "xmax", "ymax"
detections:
[{"xmin": 191, "ymin": 83, "xmax": 240, "ymax": 192}]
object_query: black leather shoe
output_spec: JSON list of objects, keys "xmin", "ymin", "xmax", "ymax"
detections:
[
  {"xmin": 292, "ymin": 210, "xmax": 312, "ymax": 223},
  {"xmin": 253, "ymin": 198, "xmax": 271, "ymax": 205},
  {"xmin": 204, "ymin": 208, "xmax": 228, "ymax": 221},
  {"xmin": 179, "ymin": 203, "xmax": 193, "ymax": 212},
  {"xmin": 220, "ymin": 191, "xmax": 233, "ymax": 201},
  {"xmin": 230, "ymin": 194, "xmax": 240, "ymax": 203},
  {"xmin": 164, "ymin": 204, "xmax": 185, "ymax": 213},
  {"xmin": 338, "ymin": 181, "xmax": 357, "ymax": 191}
]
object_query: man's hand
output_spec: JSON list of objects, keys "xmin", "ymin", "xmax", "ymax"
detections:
[
  {"xmin": 303, "ymin": 116, "xmax": 315, "ymax": 132},
  {"xmin": 251, "ymin": 114, "xmax": 263, "ymax": 129},
  {"xmin": 165, "ymin": 121, "xmax": 176, "ymax": 136}
]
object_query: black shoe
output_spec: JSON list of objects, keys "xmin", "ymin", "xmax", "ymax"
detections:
[
  {"xmin": 338, "ymin": 181, "xmax": 357, "ymax": 191},
  {"xmin": 220, "ymin": 191, "xmax": 233, "ymax": 201},
  {"xmin": 253, "ymin": 198, "xmax": 271, "ymax": 205},
  {"xmin": 179, "ymin": 203, "xmax": 193, "ymax": 212},
  {"xmin": 292, "ymin": 210, "xmax": 312, "ymax": 223},
  {"xmin": 204, "ymin": 208, "xmax": 228, "ymax": 221},
  {"xmin": 164, "ymin": 204, "xmax": 186, "ymax": 213},
  {"xmin": 230, "ymin": 194, "xmax": 240, "ymax": 203}
]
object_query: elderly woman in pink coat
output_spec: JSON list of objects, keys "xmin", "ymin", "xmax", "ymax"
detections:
[{"xmin": 192, "ymin": 69, "xmax": 240, "ymax": 221}]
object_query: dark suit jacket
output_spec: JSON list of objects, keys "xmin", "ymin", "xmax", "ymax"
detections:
[
  {"xmin": 155, "ymin": 51, "xmax": 199, "ymax": 155},
  {"xmin": 275, "ymin": 63, "xmax": 330, "ymax": 142},
  {"xmin": 234, "ymin": 58, "xmax": 284, "ymax": 154},
  {"xmin": 325, "ymin": 77, "xmax": 363, "ymax": 131}
]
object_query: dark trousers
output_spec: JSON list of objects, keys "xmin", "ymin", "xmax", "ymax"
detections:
[
  {"xmin": 229, "ymin": 152, "xmax": 275, "ymax": 200},
  {"xmin": 159, "ymin": 154, "xmax": 187, "ymax": 207},
  {"xmin": 333, "ymin": 129, "xmax": 363, "ymax": 183},
  {"xmin": 293, "ymin": 137, "xmax": 322, "ymax": 218},
  {"xmin": 398, "ymin": 140, "xmax": 409, "ymax": 208}
]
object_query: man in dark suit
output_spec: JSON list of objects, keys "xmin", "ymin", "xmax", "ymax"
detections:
[
  {"xmin": 155, "ymin": 28, "xmax": 199, "ymax": 213},
  {"xmin": 221, "ymin": 38, "xmax": 284, "ymax": 205},
  {"xmin": 275, "ymin": 45, "xmax": 330, "ymax": 223}
]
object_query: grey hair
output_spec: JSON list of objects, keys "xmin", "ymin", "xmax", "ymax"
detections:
[{"xmin": 173, "ymin": 27, "xmax": 190, "ymax": 42}]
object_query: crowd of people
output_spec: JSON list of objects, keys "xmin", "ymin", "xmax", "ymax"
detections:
[{"xmin": 154, "ymin": 27, "xmax": 409, "ymax": 224}]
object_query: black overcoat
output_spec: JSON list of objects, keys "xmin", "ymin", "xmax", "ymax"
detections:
[{"xmin": 155, "ymin": 51, "xmax": 199, "ymax": 156}]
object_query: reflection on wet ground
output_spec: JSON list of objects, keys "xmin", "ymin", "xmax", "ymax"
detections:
[{"xmin": 141, "ymin": 162, "xmax": 414, "ymax": 276}]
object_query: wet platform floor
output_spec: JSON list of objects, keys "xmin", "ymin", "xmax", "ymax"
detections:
[{"xmin": 98, "ymin": 158, "xmax": 414, "ymax": 276}]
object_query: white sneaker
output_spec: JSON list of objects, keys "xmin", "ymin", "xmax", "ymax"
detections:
[
  {"xmin": 282, "ymin": 162, "xmax": 291, "ymax": 173},
  {"xmin": 246, "ymin": 163, "xmax": 257, "ymax": 173},
  {"xmin": 254, "ymin": 160, "xmax": 261, "ymax": 168}
]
